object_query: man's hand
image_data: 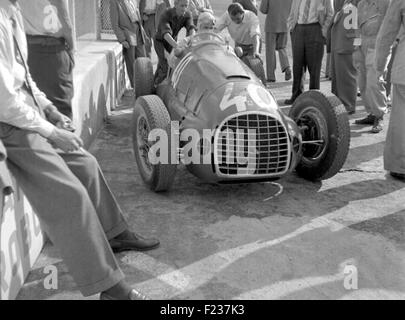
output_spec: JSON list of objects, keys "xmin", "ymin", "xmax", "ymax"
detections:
[
  {"xmin": 46, "ymin": 109, "xmax": 75, "ymax": 131},
  {"xmin": 252, "ymin": 52, "xmax": 263, "ymax": 63},
  {"xmin": 122, "ymin": 41, "xmax": 130, "ymax": 49},
  {"xmin": 376, "ymin": 70, "xmax": 387, "ymax": 85},
  {"xmin": 48, "ymin": 128, "xmax": 83, "ymax": 153}
]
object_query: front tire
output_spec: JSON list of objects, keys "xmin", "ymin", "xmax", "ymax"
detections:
[
  {"xmin": 132, "ymin": 95, "xmax": 177, "ymax": 192},
  {"xmin": 289, "ymin": 90, "xmax": 350, "ymax": 181}
]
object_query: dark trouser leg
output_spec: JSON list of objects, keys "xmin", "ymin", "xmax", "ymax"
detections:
[
  {"xmin": 143, "ymin": 16, "xmax": 156, "ymax": 58},
  {"xmin": 123, "ymin": 46, "xmax": 136, "ymax": 88},
  {"xmin": 154, "ymin": 40, "xmax": 168, "ymax": 86},
  {"xmin": 1, "ymin": 128, "xmax": 125, "ymax": 296},
  {"xmin": 304, "ymin": 24, "xmax": 324, "ymax": 90},
  {"xmin": 265, "ymin": 32, "xmax": 277, "ymax": 81},
  {"xmin": 276, "ymin": 33, "xmax": 290, "ymax": 72},
  {"xmin": 61, "ymin": 151, "xmax": 128, "ymax": 239},
  {"xmin": 135, "ymin": 44, "xmax": 147, "ymax": 59},
  {"xmin": 332, "ymin": 52, "xmax": 357, "ymax": 112},
  {"xmin": 291, "ymin": 26, "xmax": 305, "ymax": 100},
  {"xmin": 27, "ymin": 43, "xmax": 74, "ymax": 119}
]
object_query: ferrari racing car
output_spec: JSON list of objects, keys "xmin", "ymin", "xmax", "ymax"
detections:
[{"xmin": 131, "ymin": 32, "xmax": 350, "ymax": 192}]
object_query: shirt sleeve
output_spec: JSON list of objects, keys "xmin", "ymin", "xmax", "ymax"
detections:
[
  {"xmin": 159, "ymin": 10, "xmax": 173, "ymax": 38},
  {"xmin": 322, "ymin": 0, "xmax": 334, "ymax": 38},
  {"xmin": 0, "ymin": 23, "xmax": 55, "ymax": 138},
  {"xmin": 375, "ymin": 0, "xmax": 403, "ymax": 72},
  {"xmin": 249, "ymin": 13, "xmax": 261, "ymax": 38}
]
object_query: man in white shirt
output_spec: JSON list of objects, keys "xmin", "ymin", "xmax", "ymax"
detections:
[
  {"xmin": 0, "ymin": 0, "xmax": 159, "ymax": 300},
  {"xmin": 215, "ymin": 2, "xmax": 261, "ymax": 59}
]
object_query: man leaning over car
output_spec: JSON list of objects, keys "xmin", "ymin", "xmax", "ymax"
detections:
[
  {"xmin": 215, "ymin": 3, "xmax": 262, "ymax": 62},
  {"xmin": 154, "ymin": 0, "xmax": 196, "ymax": 85}
]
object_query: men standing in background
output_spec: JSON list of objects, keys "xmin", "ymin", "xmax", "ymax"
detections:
[
  {"xmin": 353, "ymin": 0, "xmax": 390, "ymax": 133},
  {"xmin": 286, "ymin": 0, "xmax": 334, "ymax": 105},
  {"xmin": 375, "ymin": 0, "xmax": 405, "ymax": 181},
  {"xmin": 260, "ymin": 0, "xmax": 293, "ymax": 82},
  {"xmin": 188, "ymin": 0, "xmax": 213, "ymax": 26},
  {"xmin": 110, "ymin": 0, "xmax": 147, "ymax": 91},
  {"xmin": 19, "ymin": 0, "xmax": 74, "ymax": 119}
]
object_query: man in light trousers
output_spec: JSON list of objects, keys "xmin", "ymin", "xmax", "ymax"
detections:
[
  {"xmin": 375, "ymin": 0, "xmax": 405, "ymax": 181},
  {"xmin": 354, "ymin": 0, "xmax": 390, "ymax": 133}
]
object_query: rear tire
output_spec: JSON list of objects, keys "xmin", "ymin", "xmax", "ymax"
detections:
[
  {"xmin": 289, "ymin": 90, "xmax": 350, "ymax": 181},
  {"xmin": 132, "ymin": 95, "xmax": 177, "ymax": 192},
  {"xmin": 134, "ymin": 57, "xmax": 154, "ymax": 98}
]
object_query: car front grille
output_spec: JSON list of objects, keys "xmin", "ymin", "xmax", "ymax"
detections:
[{"xmin": 214, "ymin": 113, "xmax": 290, "ymax": 177}]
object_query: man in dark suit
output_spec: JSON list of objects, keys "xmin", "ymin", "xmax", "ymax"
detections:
[
  {"xmin": 110, "ymin": 0, "xmax": 148, "ymax": 89},
  {"xmin": 260, "ymin": 0, "xmax": 293, "ymax": 82},
  {"xmin": 286, "ymin": 0, "xmax": 334, "ymax": 105}
]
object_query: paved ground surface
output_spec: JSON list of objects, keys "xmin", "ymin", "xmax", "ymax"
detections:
[{"xmin": 16, "ymin": 1, "xmax": 405, "ymax": 300}]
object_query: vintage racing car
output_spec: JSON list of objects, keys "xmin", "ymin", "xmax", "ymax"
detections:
[{"xmin": 131, "ymin": 32, "xmax": 350, "ymax": 192}]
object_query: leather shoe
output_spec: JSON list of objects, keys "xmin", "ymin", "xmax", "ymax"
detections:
[
  {"xmin": 370, "ymin": 116, "xmax": 383, "ymax": 134},
  {"xmin": 355, "ymin": 114, "xmax": 375, "ymax": 125},
  {"xmin": 109, "ymin": 232, "xmax": 160, "ymax": 253},
  {"xmin": 100, "ymin": 289, "xmax": 150, "ymax": 300},
  {"xmin": 390, "ymin": 172, "xmax": 405, "ymax": 181}
]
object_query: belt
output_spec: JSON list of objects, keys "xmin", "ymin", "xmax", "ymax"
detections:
[
  {"xmin": 296, "ymin": 22, "xmax": 320, "ymax": 26},
  {"xmin": 26, "ymin": 35, "xmax": 66, "ymax": 46}
]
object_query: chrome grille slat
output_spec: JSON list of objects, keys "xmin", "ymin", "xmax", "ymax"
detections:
[{"xmin": 214, "ymin": 113, "xmax": 291, "ymax": 177}]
